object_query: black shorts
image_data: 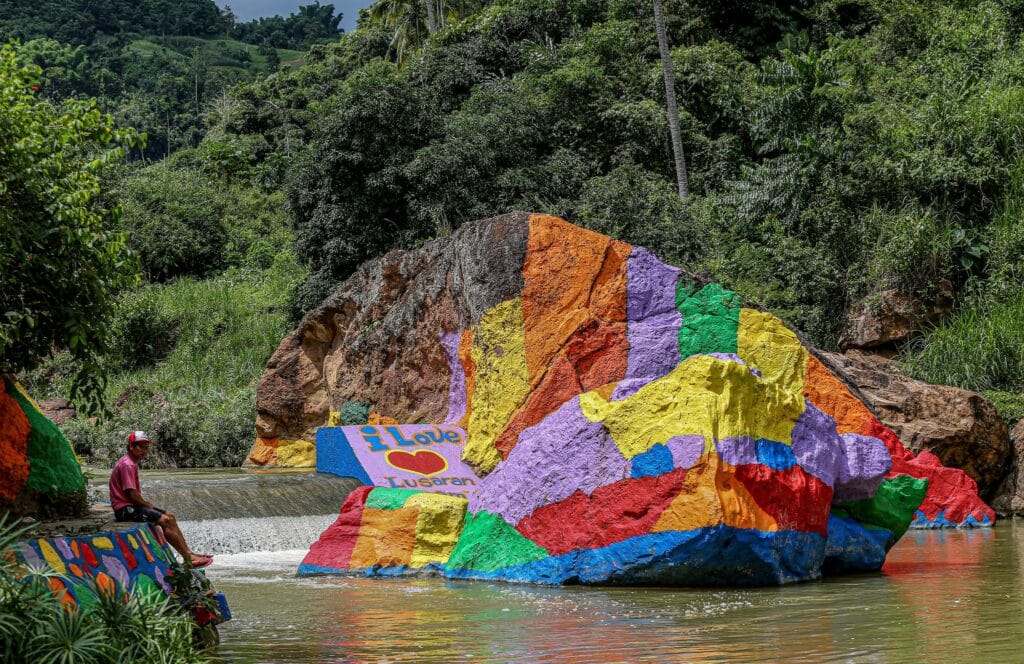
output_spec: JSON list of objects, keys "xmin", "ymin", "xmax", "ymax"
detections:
[{"xmin": 114, "ymin": 505, "xmax": 166, "ymax": 524}]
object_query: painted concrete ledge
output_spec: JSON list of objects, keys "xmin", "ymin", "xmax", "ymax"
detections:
[{"xmin": 13, "ymin": 521, "xmax": 230, "ymax": 624}]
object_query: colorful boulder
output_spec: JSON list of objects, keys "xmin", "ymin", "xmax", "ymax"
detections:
[
  {"xmin": 293, "ymin": 213, "xmax": 992, "ymax": 586},
  {"xmin": 0, "ymin": 375, "xmax": 86, "ymax": 517}
]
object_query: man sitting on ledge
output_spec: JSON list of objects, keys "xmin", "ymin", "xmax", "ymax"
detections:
[{"xmin": 109, "ymin": 431, "xmax": 213, "ymax": 568}]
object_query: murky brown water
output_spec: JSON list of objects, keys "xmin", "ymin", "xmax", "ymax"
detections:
[{"xmin": 207, "ymin": 522, "xmax": 1024, "ymax": 663}]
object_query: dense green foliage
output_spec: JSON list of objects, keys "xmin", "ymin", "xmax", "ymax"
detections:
[
  {"xmin": 0, "ymin": 517, "xmax": 208, "ymax": 662},
  {"xmin": 0, "ymin": 0, "xmax": 225, "ymax": 44},
  {"xmin": 2, "ymin": 0, "xmax": 315, "ymax": 158},
  {"xmin": 31, "ymin": 257, "xmax": 304, "ymax": 468},
  {"xmin": 13, "ymin": 0, "xmax": 1024, "ymax": 463},
  {"xmin": 0, "ymin": 44, "xmax": 140, "ymax": 412},
  {"xmin": 210, "ymin": 0, "xmax": 1024, "ymax": 349},
  {"xmin": 228, "ymin": 2, "xmax": 344, "ymax": 50}
]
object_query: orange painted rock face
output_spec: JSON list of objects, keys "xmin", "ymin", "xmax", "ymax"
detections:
[
  {"xmin": 293, "ymin": 214, "xmax": 992, "ymax": 586},
  {"xmin": 0, "ymin": 379, "xmax": 30, "ymax": 502}
]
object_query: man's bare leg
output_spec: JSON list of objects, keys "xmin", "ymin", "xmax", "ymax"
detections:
[{"xmin": 156, "ymin": 512, "xmax": 207, "ymax": 565}]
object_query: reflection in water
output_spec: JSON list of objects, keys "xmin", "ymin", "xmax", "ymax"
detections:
[{"xmin": 210, "ymin": 523, "xmax": 1024, "ymax": 663}]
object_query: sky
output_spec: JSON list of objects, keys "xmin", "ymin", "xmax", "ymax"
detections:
[{"xmin": 216, "ymin": 0, "xmax": 369, "ymax": 33}]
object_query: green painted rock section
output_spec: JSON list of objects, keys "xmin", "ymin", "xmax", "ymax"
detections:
[
  {"xmin": 365, "ymin": 487, "xmax": 419, "ymax": 510},
  {"xmin": 445, "ymin": 510, "xmax": 549, "ymax": 573},
  {"xmin": 833, "ymin": 475, "xmax": 929, "ymax": 540},
  {"xmin": 676, "ymin": 282, "xmax": 742, "ymax": 358}
]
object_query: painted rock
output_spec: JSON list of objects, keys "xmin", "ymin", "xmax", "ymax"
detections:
[
  {"xmin": 292, "ymin": 213, "xmax": 993, "ymax": 586},
  {"xmin": 0, "ymin": 375, "xmax": 86, "ymax": 517}
]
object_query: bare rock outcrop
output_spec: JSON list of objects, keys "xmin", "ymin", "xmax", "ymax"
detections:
[
  {"xmin": 821, "ymin": 350, "xmax": 1011, "ymax": 498},
  {"xmin": 839, "ymin": 285, "xmax": 952, "ymax": 353},
  {"xmin": 250, "ymin": 212, "xmax": 531, "ymax": 464},
  {"xmin": 992, "ymin": 420, "xmax": 1024, "ymax": 516},
  {"xmin": 38, "ymin": 397, "xmax": 76, "ymax": 426}
]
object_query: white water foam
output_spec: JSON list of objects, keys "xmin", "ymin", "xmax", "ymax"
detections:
[{"xmin": 179, "ymin": 514, "xmax": 338, "ymax": 556}]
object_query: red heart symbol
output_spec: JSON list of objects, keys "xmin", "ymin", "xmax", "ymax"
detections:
[{"xmin": 385, "ymin": 449, "xmax": 448, "ymax": 477}]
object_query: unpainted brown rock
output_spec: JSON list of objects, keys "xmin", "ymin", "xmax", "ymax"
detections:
[
  {"xmin": 839, "ymin": 285, "xmax": 952, "ymax": 352},
  {"xmin": 38, "ymin": 398, "xmax": 76, "ymax": 425},
  {"xmin": 823, "ymin": 350, "xmax": 1010, "ymax": 498},
  {"xmin": 253, "ymin": 212, "xmax": 532, "ymax": 450},
  {"xmin": 992, "ymin": 420, "xmax": 1024, "ymax": 516}
]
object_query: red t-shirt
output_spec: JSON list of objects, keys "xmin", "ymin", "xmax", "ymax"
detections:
[{"xmin": 109, "ymin": 455, "xmax": 140, "ymax": 510}]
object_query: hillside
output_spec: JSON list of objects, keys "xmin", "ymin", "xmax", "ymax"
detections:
[
  {"xmin": 2, "ymin": 0, "xmax": 340, "ymax": 157},
  {"xmin": 10, "ymin": 0, "xmax": 1024, "ymax": 469}
]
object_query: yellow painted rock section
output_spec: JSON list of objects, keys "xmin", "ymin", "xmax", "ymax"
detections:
[
  {"xmin": 274, "ymin": 439, "xmax": 316, "ymax": 467},
  {"xmin": 579, "ymin": 353, "xmax": 805, "ymax": 460},
  {"xmin": 92, "ymin": 537, "xmax": 115, "ymax": 551},
  {"xmin": 407, "ymin": 493, "xmax": 468, "ymax": 568},
  {"xmin": 38, "ymin": 539, "xmax": 66, "ymax": 574},
  {"xmin": 463, "ymin": 299, "xmax": 530, "ymax": 474},
  {"xmin": 736, "ymin": 309, "xmax": 808, "ymax": 399}
]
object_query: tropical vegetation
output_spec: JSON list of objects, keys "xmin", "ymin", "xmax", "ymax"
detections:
[{"xmin": 7, "ymin": 0, "xmax": 1024, "ymax": 466}]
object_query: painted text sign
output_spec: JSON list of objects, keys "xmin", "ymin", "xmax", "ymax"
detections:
[{"xmin": 316, "ymin": 425, "xmax": 479, "ymax": 499}]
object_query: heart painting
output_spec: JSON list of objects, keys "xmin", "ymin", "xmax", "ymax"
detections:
[{"xmin": 384, "ymin": 449, "xmax": 449, "ymax": 477}]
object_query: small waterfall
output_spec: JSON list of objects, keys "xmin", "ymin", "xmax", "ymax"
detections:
[
  {"xmin": 90, "ymin": 470, "xmax": 360, "ymax": 555},
  {"xmin": 91, "ymin": 470, "xmax": 361, "ymax": 520},
  {"xmin": 180, "ymin": 514, "xmax": 340, "ymax": 556}
]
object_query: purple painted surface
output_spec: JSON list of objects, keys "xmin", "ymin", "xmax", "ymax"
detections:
[
  {"xmin": 154, "ymin": 566, "xmax": 170, "ymax": 592},
  {"xmin": 665, "ymin": 434, "xmax": 705, "ymax": 469},
  {"xmin": 621, "ymin": 247, "xmax": 681, "ymax": 393},
  {"xmin": 55, "ymin": 538, "xmax": 72, "ymax": 559},
  {"xmin": 102, "ymin": 555, "xmax": 130, "ymax": 588},
  {"xmin": 440, "ymin": 331, "xmax": 467, "ymax": 425},
  {"xmin": 714, "ymin": 436, "xmax": 760, "ymax": 467},
  {"xmin": 834, "ymin": 433, "xmax": 892, "ymax": 502},
  {"xmin": 610, "ymin": 377, "xmax": 652, "ymax": 401},
  {"xmin": 791, "ymin": 403, "xmax": 844, "ymax": 487},
  {"xmin": 470, "ymin": 397, "xmax": 631, "ymax": 525},
  {"xmin": 337, "ymin": 425, "xmax": 481, "ymax": 498},
  {"xmin": 19, "ymin": 542, "xmax": 42, "ymax": 568},
  {"xmin": 706, "ymin": 353, "xmax": 762, "ymax": 377}
]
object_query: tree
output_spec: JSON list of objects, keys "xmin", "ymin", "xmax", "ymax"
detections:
[
  {"xmin": 287, "ymin": 61, "xmax": 439, "ymax": 312},
  {"xmin": 260, "ymin": 43, "xmax": 281, "ymax": 72},
  {"xmin": 223, "ymin": 4, "xmax": 236, "ymax": 37},
  {"xmin": 0, "ymin": 43, "xmax": 141, "ymax": 411},
  {"xmin": 652, "ymin": 0, "xmax": 689, "ymax": 198},
  {"xmin": 368, "ymin": 0, "xmax": 461, "ymax": 64},
  {"xmin": 368, "ymin": 0, "xmax": 430, "ymax": 65}
]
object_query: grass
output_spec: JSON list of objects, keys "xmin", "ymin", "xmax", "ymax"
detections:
[
  {"xmin": 901, "ymin": 289, "xmax": 1024, "ymax": 392},
  {"xmin": 981, "ymin": 390, "xmax": 1024, "ymax": 427},
  {"xmin": 902, "ymin": 288, "xmax": 1024, "ymax": 427},
  {"xmin": 26, "ymin": 256, "xmax": 305, "ymax": 469},
  {"xmin": 110, "ymin": 263, "xmax": 300, "ymax": 401},
  {"xmin": 125, "ymin": 36, "xmax": 305, "ymax": 76}
]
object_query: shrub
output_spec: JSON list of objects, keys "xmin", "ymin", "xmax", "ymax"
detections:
[
  {"xmin": 109, "ymin": 289, "xmax": 181, "ymax": 371},
  {"xmin": 52, "ymin": 263, "xmax": 302, "ymax": 469},
  {"xmin": 0, "ymin": 43, "xmax": 141, "ymax": 412},
  {"xmin": 981, "ymin": 390, "xmax": 1024, "ymax": 427},
  {"xmin": 116, "ymin": 164, "xmax": 229, "ymax": 282},
  {"xmin": 575, "ymin": 163, "xmax": 700, "ymax": 265}
]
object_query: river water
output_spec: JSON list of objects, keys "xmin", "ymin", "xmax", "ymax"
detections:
[
  {"xmin": 93, "ymin": 470, "xmax": 1024, "ymax": 662},
  {"xmin": 207, "ymin": 526, "xmax": 1024, "ymax": 663}
]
